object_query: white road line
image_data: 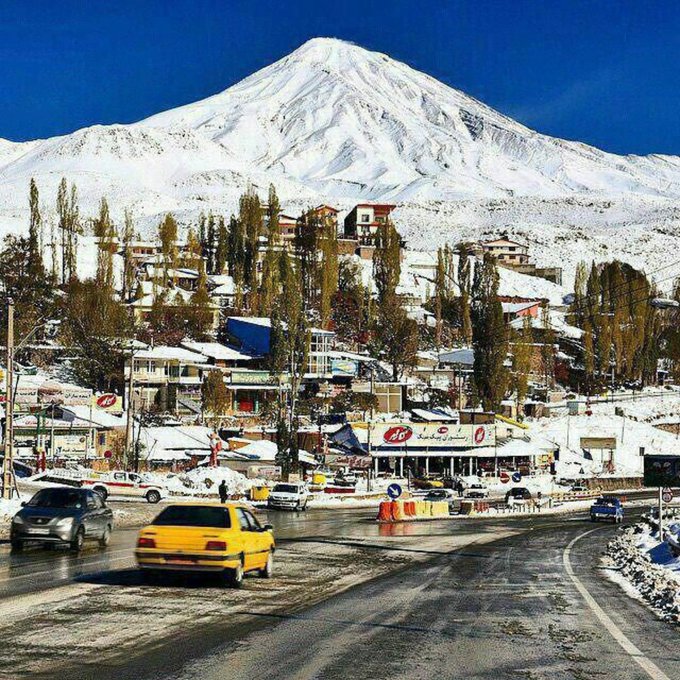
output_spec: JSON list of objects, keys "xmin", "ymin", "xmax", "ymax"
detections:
[{"xmin": 563, "ymin": 528, "xmax": 671, "ymax": 680}]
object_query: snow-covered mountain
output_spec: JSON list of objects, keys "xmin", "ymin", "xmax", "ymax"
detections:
[{"xmin": 1, "ymin": 37, "xmax": 680, "ymax": 285}]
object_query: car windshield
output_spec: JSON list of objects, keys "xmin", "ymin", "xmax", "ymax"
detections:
[
  {"xmin": 27, "ymin": 488, "xmax": 84, "ymax": 508},
  {"xmin": 273, "ymin": 484, "xmax": 299, "ymax": 494},
  {"xmin": 597, "ymin": 497, "xmax": 618, "ymax": 506},
  {"xmin": 152, "ymin": 506, "xmax": 231, "ymax": 528}
]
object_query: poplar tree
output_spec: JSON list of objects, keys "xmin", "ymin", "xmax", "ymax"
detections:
[
  {"xmin": 158, "ymin": 213, "xmax": 178, "ymax": 286},
  {"xmin": 457, "ymin": 242, "xmax": 473, "ymax": 343},
  {"xmin": 295, "ymin": 209, "xmax": 320, "ymax": 311},
  {"xmin": 121, "ymin": 208, "xmax": 136, "ymax": 300},
  {"xmin": 373, "ymin": 220, "xmax": 401, "ymax": 305},
  {"xmin": 512, "ymin": 316, "xmax": 533, "ymax": 414},
  {"xmin": 318, "ymin": 214, "xmax": 338, "ymax": 328},
  {"xmin": 28, "ymin": 179, "xmax": 45, "ymax": 281},
  {"xmin": 259, "ymin": 186, "xmax": 282, "ymax": 315},
  {"xmin": 186, "ymin": 261, "xmax": 214, "ymax": 339},
  {"xmin": 470, "ymin": 253, "xmax": 507, "ymax": 411},
  {"xmin": 94, "ymin": 197, "xmax": 116, "ymax": 292},
  {"xmin": 205, "ymin": 212, "xmax": 216, "ymax": 274},
  {"xmin": 215, "ymin": 216, "xmax": 229, "ymax": 274}
]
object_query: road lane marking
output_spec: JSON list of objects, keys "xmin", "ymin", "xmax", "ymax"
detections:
[{"xmin": 563, "ymin": 528, "xmax": 671, "ymax": 680}]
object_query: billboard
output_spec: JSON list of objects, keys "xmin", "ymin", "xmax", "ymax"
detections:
[
  {"xmin": 368, "ymin": 422, "xmax": 495, "ymax": 451},
  {"xmin": 93, "ymin": 393, "xmax": 123, "ymax": 414},
  {"xmin": 331, "ymin": 359, "xmax": 359, "ymax": 377},
  {"xmin": 643, "ymin": 455, "xmax": 680, "ymax": 488}
]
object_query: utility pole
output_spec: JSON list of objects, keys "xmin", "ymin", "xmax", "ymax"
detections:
[
  {"xmin": 2, "ymin": 300, "xmax": 16, "ymax": 500},
  {"xmin": 659, "ymin": 486, "xmax": 664, "ymax": 541},
  {"xmin": 124, "ymin": 351, "xmax": 134, "ymax": 471}
]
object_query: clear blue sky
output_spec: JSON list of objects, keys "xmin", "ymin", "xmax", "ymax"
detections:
[{"xmin": 1, "ymin": 1, "xmax": 679, "ymax": 155}]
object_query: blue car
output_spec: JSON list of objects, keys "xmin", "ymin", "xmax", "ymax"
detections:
[{"xmin": 590, "ymin": 496, "xmax": 624, "ymax": 523}]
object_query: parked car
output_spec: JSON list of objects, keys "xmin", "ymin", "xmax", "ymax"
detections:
[
  {"xmin": 570, "ymin": 484, "xmax": 589, "ymax": 493},
  {"xmin": 505, "ymin": 487, "xmax": 532, "ymax": 504},
  {"xmin": 135, "ymin": 502, "xmax": 274, "ymax": 587},
  {"xmin": 464, "ymin": 483, "xmax": 489, "ymax": 499},
  {"xmin": 267, "ymin": 482, "xmax": 311, "ymax": 511},
  {"xmin": 82, "ymin": 471, "xmax": 164, "ymax": 503},
  {"xmin": 590, "ymin": 496, "xmax": 623, "ymax": 523},
  {"xmin": 10, "ymin": 487, "xmax": 113, "ymax": 552}
]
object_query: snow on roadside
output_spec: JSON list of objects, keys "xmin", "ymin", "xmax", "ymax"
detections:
[
  {"xmin": 0, "ymin": 497, "xmax": 24, "ymax": 523},
  {"xmin": 606, "ymin": 524, "xmax": 680, "ymax": 621}
]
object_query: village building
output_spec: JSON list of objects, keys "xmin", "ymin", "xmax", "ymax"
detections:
[{"xmin": 343, "ymin": 203, "xmax": 396, "ymax": 243}]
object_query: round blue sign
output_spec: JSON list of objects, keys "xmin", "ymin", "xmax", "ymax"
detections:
[
  {"xmin": 512, "ymin": 472, "xmax": 522, "ymax": 483},
  {"xmin": 387, "ymin": 483, "xmax": 403, "ymax": 499}
]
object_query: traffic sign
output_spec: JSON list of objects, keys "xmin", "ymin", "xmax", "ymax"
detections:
[
  {"xmin": 499, "ymin": 471, "xmax": 510, "ymax": 484},
  {"xmin": 387, "ymin": 483, "xmax": 402, "ymax": 499},
  {"xmin": 512, "ymin": 472, "xmax": 522, "ymax": 483},
  {"xmin": 662, "ymin": 487, "xmax": 674, "ymax": 503}
]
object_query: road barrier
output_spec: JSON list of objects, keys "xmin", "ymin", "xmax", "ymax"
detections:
[{"xmin": 377, "ymin": 498, "xmax": 450, "ymax": 522}]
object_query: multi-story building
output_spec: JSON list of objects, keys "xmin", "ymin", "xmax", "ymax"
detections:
[
  {"xmin": 343, "ymin": 203, "xmax": 396, "ymax": 243},
  {"xmin": 481, "ymin": 238, "xmax": 530, "ymax": 265},
  {"xmin": 226, "ymin": 316, "xmax": 336, "ymax": 379}
]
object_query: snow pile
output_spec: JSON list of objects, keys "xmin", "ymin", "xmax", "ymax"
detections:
[
  {"xmin": 176, "ymin": 466, "xmax": 254, "ymax": 497},
  {"xmin": 607, "ymin": 524, "xmax": 680, "ymax": 621},
  {"xmin": 0, "ymin": 497, "xmax": 24, "ymax": 524}
]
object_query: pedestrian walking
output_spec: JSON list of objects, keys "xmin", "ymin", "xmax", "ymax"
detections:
[
  {"xmin": 456, "ymin": 479, "xmax": 464, "ymax": 497},
  {"xmin": 218, "ymin": 479, "xmax": 228, "ymax": 504}
]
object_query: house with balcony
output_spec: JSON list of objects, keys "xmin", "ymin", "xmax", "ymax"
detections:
[
  {"xmin": 127, "ymin": 345, "xmax": 208, "ymax": 414},
  {"xmin": 343, "ymin": 203, "xmax": 396, "ymax": 243}
]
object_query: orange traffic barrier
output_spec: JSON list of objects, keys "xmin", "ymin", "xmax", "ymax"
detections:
[
  {"xmin": 377, "ymin": 501, "xmax": 393, "ymax": 522},
  {"xmin": 404, "ymin": 500, "xmax": 416, "ymax": 516},
  {"xmin": 392, "ymin": 500, "xmax": 405, "ymax": 521}
]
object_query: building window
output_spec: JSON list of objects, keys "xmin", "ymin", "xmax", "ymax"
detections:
[{"xmin": 361, "ymin": 214, "xmax": 370, "ymax": 223}]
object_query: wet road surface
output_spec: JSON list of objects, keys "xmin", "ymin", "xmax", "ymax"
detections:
[{"xmin": 1, "ymin": 506, "xmax": 678, "ymax": 680}]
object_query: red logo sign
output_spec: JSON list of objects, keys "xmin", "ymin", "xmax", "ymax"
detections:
[
  {"xmin": 383, "ymin": 426, "xmax": 413, "ymax": 445},
  {"xmin": 500, "ymin": 471, "xmax": 510, "ymax": 484},
  {"xmin": 437, "ymin": 426, "xmax": 449, "ymax": 434},
  {"xmin": 104, "ymin": 450, "xmax": 113, "ymax": 459},
  {"xmin": 474, "ymin": 426, "xmax": 486, "ymax": 445},
  {"xmin": 97, "ymin": 393, "xmax": 117, "ymax": 409}
]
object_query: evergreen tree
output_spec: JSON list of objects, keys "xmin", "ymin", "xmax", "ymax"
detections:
[
  {"xmin": 470, "ymin": 253, "xmax": 508, "ymax": 411},
  {"xmin": 205, "ymin": 212, "xmax": 216, "ymax": 274}
]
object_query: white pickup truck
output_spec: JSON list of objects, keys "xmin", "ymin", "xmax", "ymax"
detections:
[{"xmin": 82, "ymin": 472, "xmax": 164, "ymax": 504}]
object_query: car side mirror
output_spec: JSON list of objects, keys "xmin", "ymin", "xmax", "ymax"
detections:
[
  {"xmin": 263, "ymin": 524, "xmax": 273, "ymax": 532},
  {"xmin": 20, "ymin": 501, "xmax": 26, "ymax": 507}
]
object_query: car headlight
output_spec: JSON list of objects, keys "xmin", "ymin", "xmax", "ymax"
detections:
[
  {"xmin": 12, "ymin": 515, "xmax": 24, "ymax": 524},
  {"xmin": 55, "ymin": 517, "xmax": 74, "ymax": 529}
]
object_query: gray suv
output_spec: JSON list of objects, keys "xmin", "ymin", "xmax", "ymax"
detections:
[{"xmin": 10, "ymin": 487, "xmax": 114, "ymax": 552}]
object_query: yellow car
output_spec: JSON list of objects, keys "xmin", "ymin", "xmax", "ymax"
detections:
[{"xmin": 135, "ymin": 502, "xmax": 275, "ymax": 587}]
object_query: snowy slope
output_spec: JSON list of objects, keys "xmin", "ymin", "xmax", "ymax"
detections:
[{"xmin": 1, "ymin": 37, "xmax": 680, "ymax": 287}]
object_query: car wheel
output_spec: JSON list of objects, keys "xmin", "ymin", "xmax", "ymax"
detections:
[
  {"xmin": 99, "ymin": 525, "xmax": 112, "ymax": 548},
  {"xmin": 259, "ymin": 551, "xmax": 274, "ymax": 579},
  {"xmin": 10, "ymin": 538, "xmax": 23, "ymax": 552},
  {"xmin": 146, "ymin": 490, "xmax": 161, "ymax": 504},
  {"xmin": 93, "ymin": 486, "xmax": 108, "ymax": 500},
  {"xmin": 590, "ymin": 515, "xmax": 597, "ymax": 522},
  {"xmin": 70, "ymin": 527, "xmax": 85, "ymax": 552},
  {"xmin": 226, "ymin": 559, "xmax": 244, "ymax": 588},
  {"xmin": 141, "ymin": 570, "xmax": 160, "ymax": 585}
]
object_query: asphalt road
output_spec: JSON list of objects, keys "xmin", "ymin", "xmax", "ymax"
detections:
[{"xmin": 1, "ymin": 506, "xmax": 678, "ymax": 680}]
